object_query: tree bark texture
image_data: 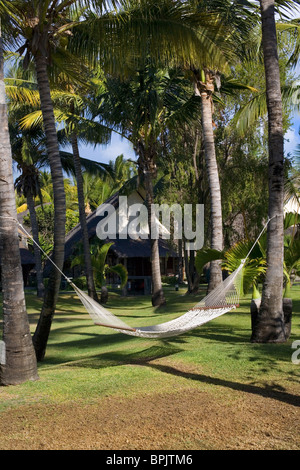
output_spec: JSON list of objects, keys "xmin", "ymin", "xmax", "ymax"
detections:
[
  {"xmin": 144, "ymin": 165, "xmax": 166, "ymax": 307},
  {"xmin": 198, "ymin": 72, "xmax": 223, "ymax": 292},
  {"xmin": 0, "ymin": 30, "xmax": 38, "ymax": 385},
  {"xmin": 71, "ymin": 134, "xmax": 99, "ymax": 301},
  {"xmin": 26, "ymin": 192, "xmax": 45, "ymax": 298},
  {"xmin": 32, "ymin": 53, "xmax": 67, "ymax": 360},
  {"xmin": 251, "ymin": 0, "xmax": 286, "ymax": 343}
]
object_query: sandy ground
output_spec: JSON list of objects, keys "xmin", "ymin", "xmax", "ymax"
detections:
[{"xmin": 1, "ymin": 363, "xmax": 299, "ymax": 450}]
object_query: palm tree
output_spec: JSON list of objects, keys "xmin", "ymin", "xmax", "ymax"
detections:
[
  {"xmin": 189, "ymin": 0, "xmax": 261, "ymax": 292},
  {"xmin": 8, "ymin": 76, "xmax": 113, "ymax": 301},
  {"xmin": 18, "ymin": 74, "xmax": 118, "ymax": 301},
  {"xmin": 108, "ymin": 154, "xmax": 137, "ymax": 191},
  {"xmin": 13, "ymin": 139, "xmax": 46, "ymax": 298},
  {"xmin": 0, "ymin": 22, "xmax": 38, "ymax": 385},
  {"xmin": 251, "ymin": 0, "xmax": 287, "ymax": 343},
  {"xmin": 193, "ymin": 69, "xmax": 224, "ymax": 291},
  {"xmin": 100, "ymin": 66, "xmax": 201, "ymax": 306},
  {"xmin": 0, "ymin": 0, "xmax": 78, "ymax": 360}
]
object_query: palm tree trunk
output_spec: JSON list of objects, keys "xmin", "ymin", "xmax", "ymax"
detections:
[
  {"xmin": 143, "ymin": 164, "xmax": 166, "ymax": 307},
  {"xmin": 0, "ymin": 28, "xmax": 38, "ymax": 385},
  {"xmin": 251, "ymin": 0, "xmax": 286, "ymax": 343},
  {"xmin": 26, "ymin": 192, "xmax": 45, "ymax": 298},
  {"xmin": 71, "ymin": 134, "xmax": 98, "ymax": 301},
  {"xmin": 197, "ymin": 71, "xmax": 223, "ymax": 292},
  {"xmin": 32, "ymin": 53, "xmax": 67, "ymax": 361}
]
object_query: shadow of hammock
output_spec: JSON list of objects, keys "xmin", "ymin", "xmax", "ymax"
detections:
[{"xmin": 43, "ymin": 344, "xmax": 183, "ymax": 370}]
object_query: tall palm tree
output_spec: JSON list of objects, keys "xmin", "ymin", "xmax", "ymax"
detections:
[
  {"xmin": 189, "ymin": 0, "xmax": 261, "ymax": 292},
  {"xmin": 0, "ymin": 22, "xmax": 38, "ymax": 385},
  {"xmin": 193, "ymin": 69, "xmax": 223, "ymax": 291},
  {"xmin": 1, "ymin": 0, "xmax": 75, "ymax": 360},
  {"xmin": 251, "ymin": 0, "xmax": 287, "ymax": 343},
  {"xmin": 18, "ymin": 76, "xmax": 116, "ymax": 301},
  {"xmin": 100, "ymin": 66, "xmax": 201, "ymax": 306},
  {"xmin": 13, "ymin": 138, "xmax": 46, "ymax": 298},
  {"xmin": 0, "ymin": 0, "xmax": 122, "ymax": 360}
]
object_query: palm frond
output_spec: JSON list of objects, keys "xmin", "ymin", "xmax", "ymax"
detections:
[
  {"xmin": 234, "ymin": 83, "xmax": 300, "ymax": 135},
  {"xmin": 5, "ymin": 78, "xmax": 40, "ymax": 107},
  {"xmin": 107, "ymin": 263, "xmax": 128, "ymax": 287},
  {"xmin": 195, "ymin": 248, "xmax": 225, "ymax": 275}
]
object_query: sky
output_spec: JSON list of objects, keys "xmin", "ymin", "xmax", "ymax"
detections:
[
  {"xmin": 77, "ymin": 133, "xmax": 136, "ymax": 166},
  {"xmin": 285, "ymin": 113, "xmax": 300, "ymax": 157}
]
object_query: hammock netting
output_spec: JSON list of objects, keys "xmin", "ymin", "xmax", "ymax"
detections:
[
  {"xmin": 0, "ymin": 216, "xmax": 271, "ymax": 340},
  {"xmin": 69, "ymin": 260, "xmax": 245, "ymax": 338}
]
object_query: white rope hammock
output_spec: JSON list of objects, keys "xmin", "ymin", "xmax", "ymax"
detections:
[
  {"xmin": 0, "ymin": 215, "xmax": 273, "ymax": 339},
  {"xmin": 70, "ymin": 260, "xmax": 244, "ymax": 338}
]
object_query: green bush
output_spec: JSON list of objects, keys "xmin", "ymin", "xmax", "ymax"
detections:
[
  {"xmin": 161, "ymin": 275, "xmax": 177, "ymax": 286},
  {"xmin": 72, "ymin": 276, "xmax": 88, "ymax": 290}
]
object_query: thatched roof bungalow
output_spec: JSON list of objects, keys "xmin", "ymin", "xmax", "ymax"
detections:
[{"xmin": 46, "ymin": 188, "xmax": 179, "ymax": 294}]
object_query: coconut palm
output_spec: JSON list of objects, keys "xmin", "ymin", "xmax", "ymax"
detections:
[
  {"xmin": 188, "ymin": 0, "xmax": 261, "ymax": 292},
  {"xmin": 0, "ymin": 22, "xmax": 38, "ymax": 385},
  {"xmin": 9, "ymin": 81, "xmax": 115, "ymax": 301},
  {"xmin": 18, "ymin": 73, "xmax": 119, "ymax": 301},
  {"xmin": 250, "ymin": 0, "xmax": 287, "ymax": 343},
  {"xmin": 0, "ymin": 0, "xmax": 81, "ymax": 360},
  {"xmin": 98, "ymin": 65, "xmax": 201, "ymax": 306},
  {"xmin": 13, "ymin": 139, "xmax": 46, "ymax": 298}
]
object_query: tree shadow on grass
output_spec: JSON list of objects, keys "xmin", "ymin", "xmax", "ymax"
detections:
[
  {"xmin": 143, "ymin": 362, "xmax": 300, "ymax": 408},
  {"xmin": 43, "ymin": 329, "xmax": 300, "ymax": 408},
  {"xmin": 43, "ymin": 342, "xmax": 183, "ymax": 370}
]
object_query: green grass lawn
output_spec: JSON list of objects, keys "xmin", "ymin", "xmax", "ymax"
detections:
[{"xmin": 1, "ymin": 284, "xmax": 299, "ymax": 409}]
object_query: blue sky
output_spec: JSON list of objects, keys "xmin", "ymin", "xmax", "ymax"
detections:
[
  {"xmin": 77, "ymin": 133, "xmax": 136, "ymax": 165},
  {"xmin": 78, "ymin": 108, "xmax": 300, "ymax": 168},
  {"xmin": 285, "ymin": 111, "xmax": 300, "ymax": 158}
]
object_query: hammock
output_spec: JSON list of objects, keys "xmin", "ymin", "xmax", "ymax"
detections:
[
  {"xmin": 69, "ymin": 260, "xmax": 244, "ymax": 338},
  {"xmin": 1, "ymin": 215, "xmax": 272, "ymax": 339}
]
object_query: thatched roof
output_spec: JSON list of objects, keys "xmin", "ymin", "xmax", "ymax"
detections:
[
  {"xmin": 64, "ymin": 192, "xmax": 119, "ymax": 261},
  {"xmin": 43, "ymin": 189, "xmax": 177, "ymax": 277},
  {"xmin": 63, "ymin": 190, "xmax": 177, "ymax": 260}
]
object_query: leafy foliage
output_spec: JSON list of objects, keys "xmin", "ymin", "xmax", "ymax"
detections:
[{"xmin": 71, "ymin": 240, "xmax": 128, "ymax": 288}]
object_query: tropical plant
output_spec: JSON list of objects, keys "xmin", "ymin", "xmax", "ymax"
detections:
[
  {"xmin": 1, "ymin": 0, "xmax": 76, "ymax": 360},
  {"xmin": 71, "ymin": 241, "xmax": 128, "ymax": 303},
  {"xmin": 98, "ymin": 65, "xmax": 201, "ymax": 306},
  {"xmin": 8, "ymin": 60, "xmax": 115, "ymax": 303},
  {"xmin": 195, "ymin": 212, "xmax": 300, "ymax": 303},
  {"xmin": 189, "ymin": 0, "xmax": 261, "ymax": 293},
  {"xmin": 195, "ymin": 240, "xmax": 267, "ymax": 299},
  {"xmin": 0, "ymin": 0, "xmax": 135, "ymax": 361},
  {"xmin": 0, "ymin": 21, "xmax": 38, "ymax": 385}
]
